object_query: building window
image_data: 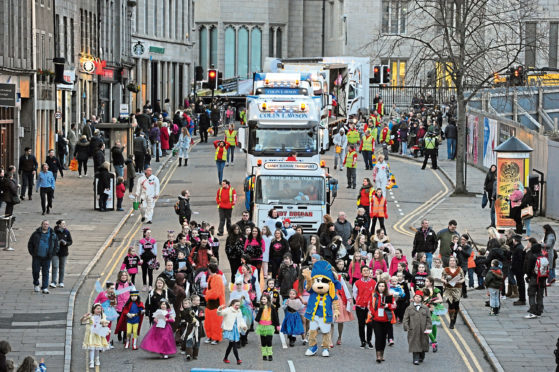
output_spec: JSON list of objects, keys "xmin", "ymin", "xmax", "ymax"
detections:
[
  {"xmin": 224, "ymin": 27, "xmax": 236, "ymax": 78},
  {"xmin": 549, "ymin": 22, "xmax": 558, "ymax": 69},
  {"xmin": 276, "ymin": 28, "xmax": 282, "ymax": 58},
  {"xmin": 269, "ymin": 27, "xmax": 275, "ymax": 58},
  {"xmin": 238, "ymin": 27, "xmax": 249, "ymax": 78},
  {"xmin": 209, "ymin": 27, "xmax": 218, "ymax": 67},
  {"xmin": 145, "ymin": 0, "xmax": 149, "ymax": 34},
  {"xmin": 70, "ymin": 18, "xmax": 74, "ymax": 60},
  {"xmin": 382, "ymin": 0, "xmax": 407, "ymax": 34},
  {"xmin": 381, "ymin": 58, "xmax": 407, "ymax": 86},
  {"xmin": 154, "ymin": 0, "xmax": 158, "ymax": 36},
  {"xmin": 525, "ymin": 22, "xmax": 537, "ymax": 68},
  {"xmin": 251, "ymin": 27, "xmax": 262, "ymax": 73},
  {"xmin": 199, "ymin": 26, "xmax": 208, "ymax": 69}
]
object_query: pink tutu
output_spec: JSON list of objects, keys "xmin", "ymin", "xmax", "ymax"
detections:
[{"xmin": 140, "ymin": 323, "xmax": 177, "ymax": 355}]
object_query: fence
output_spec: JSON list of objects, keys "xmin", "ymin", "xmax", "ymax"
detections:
[{"xmin": 369, "ymin": 85, "xmax": 457, "ymax": 110}]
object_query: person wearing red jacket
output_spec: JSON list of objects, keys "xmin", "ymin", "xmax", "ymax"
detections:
[
  {"xmin": 352, "ymin": 266, "xmax": 376, "ymax": 349},
  {"xmin": 216, "ymin": 180, "xmax": 237, "ymax": 236},
  {"xmin": 115, "ymin": 290, "xmax": 144, "ymax": 350},
  {"xmin": 214, "ymin": 140, "xmax": 230, "ymax": 184},
  {"xmin": 370, "ymin": 188, "xmax": 388, "ymax": 235},
  {"xmin": 160, "ymin": 123, "xmax": 170, "ymax": 156},
  {"xmin": 368, "ymin": 281, "xmax": 396, "ymax": 363}
]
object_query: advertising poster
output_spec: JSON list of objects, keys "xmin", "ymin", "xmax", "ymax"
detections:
[
  {"xmin": 483, "ymin": 118, "xmax": 498, "ymax": 167},
  {"xmin": 495, "ymin": 157, "xmax": 525, "ymax": 228},
  {"xmin": 467, "ymin": 115, "xmax": 478, "ymax": 163}
]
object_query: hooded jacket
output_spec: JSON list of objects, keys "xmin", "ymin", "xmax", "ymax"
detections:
[
  {"xmin": 28, "ymin": 226, "xmax": 59, "ymax": 259},
  {"xmin": 484, "ymin": 267, "xmax": 504, "ymax": 289}
]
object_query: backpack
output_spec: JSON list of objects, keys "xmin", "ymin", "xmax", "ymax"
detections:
[
  {"xmin": 535, "ymin": 255, "xmax": 550, "ymax": 283},
  {"xmin": 174, "ymin": 201, "xmax": 181, "ymax": 215}
]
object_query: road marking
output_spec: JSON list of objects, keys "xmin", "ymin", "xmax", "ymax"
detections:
[
  {"xmin": 279, "ymin": 332, "xmax": 288, "ymax": 349},
  {"xmin": 288, "ymin": 360, "xmax": 296, "ymax": 372},
  {"xmin": 444, "ymin": 314, "xmax": 484, "ymax": 372},
  {"xmin": 440, "ymin": 317, "xmax": 476, "ymax": 372}
]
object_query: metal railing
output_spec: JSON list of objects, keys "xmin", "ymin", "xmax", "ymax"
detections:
[{"xmin": 369, "ymin": 85, "xmax": 457, "ymax": 111}]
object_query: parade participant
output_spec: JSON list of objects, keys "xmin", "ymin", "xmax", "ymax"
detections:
[
  {"xmin": 437, "ymin": 220, "xmax": 460, "ymax": 267},
  {"xmin": 403, "ymin": 291, "xmax": 432, "ymax": 365},
  {"xmin": 422, "ymin": 277, "xmax": 446, "ymax": 352},
  {"xmin": 216, "ymin": 180, "xmax": 236, "ymax": 236},
  {"xmin": 333, "ymin": 259, "xmax": 354, "ymax": 346},
  {"xmin": 389, "ymin": 248, "xmax": 408, "ymax": 276},
  {"xmin": 94, "ymin": 280, "xmax": 131, "ymax": 346},
  {"xmin": 333, "ymin": 129, "xmax": 347, "ymax": 171},
  {"xmin": 346, "ymin": 123, "xmax": 360, "ymax": 148},
  {"xmin": 162, "ymin": 231, "xmax": 178, "ymax": 264},
  {"xmin": 121, "ymin": 247, "xmax": 140, "ymax": 285},
  {"xmin": 368, "ymin": 281, "xmax": 396, "ymax": 363},
  {"xmin": 177, "ymin": 127, "xmax": 191, "ymax": 167},
  {"xmin": 81, "ymin": 303, "xmax": 110, "ymax": 368},
  {"xmin": 359, "ymin": 129, "xmax": 375, "ymax": 170},
  {"xmin": 244, "ymin": 227, "xmax": 265, "ymax": 271},
  {"xmin": 177, "ymin": 190, "xmax": 192, "ymax": 226},
  {"xmin": 281, "ymin": 288, "xmax": 305, "ymax": 347},
  {"xmin": 442, "ymin": 256, "xmax": 465, "ymax": 329},
  {"xmin": 370, "ymin": 188, "xmax": 388, "ymax": 235},
  {"xmin": 114, "ymin": 271, "xmax": 134, "ymax": 340},
  {"xmin": 225, "ymin": 224, "xmax": 246, "ymax": 282},
  {"xmin": 343, "ymin": 144, "xmax": 358, "ymax": 189},
  {"xmin": 219, "ymin": 299, "xmax": 248, "ymax": 365},
  {"xmin": 262, "ymin": 278, "xmax": 281, "ymax": 310},
  {"xmin": 175, "ymin": 297, "xmax": 193, "ymax": 355},
  {"xmin": 145, "ymin": 278, "xmax": 175, "ymax": 325},
  {"xmin": 261, "ymin": 226, "xmax": 273, "ymax": 278},
  {"xmin": 412, "ymin": 219, "xmax": 438, "ymax": 268},
  {"xmin": 204, "ymin": 263, "xmax": 225, "ymax": 345},
  {"xmin": 139, "ymin": 228, "xmax": 158, "ymax": 291},
  {"xmin": 269, "ymin": 230, "xmax": 289, "ymax": 279},
  {"xmin": 188, "ymin": 238, "xmax": 213, "ymax": 270},
  {"xmin": 228, "ymin": 277, "xmax": 253, "ymax": 347},
  {"xmin": 421, "ymin": 131, "xmax": 439, "ymax": 170},
  {"xmin": 213, "ymin": 140, "xmax": 229, "ymax": 184},
  {"xmin": 115, "ymin": 290, "xmax": 144, "ymax": 350},
  {"xmin": 372, "ymin": 154, "xmax": 390, "ymax": 196},
  {"xmin": 379, "ymin": 123, "xmax": 391, "ymax": 160},
  {"xmin": 134, "ymin": 167, "xmax": 160, "ymax": 224},
  {"xmin": 255, "ymin": 294, "xmax": 280, "ymax": 361},
  {"xmin": 186, "ymin": 294, "xmax": 205, "ymax": 360},
  {"xmin": 140, "ymin": 299, "xmax": 177, "ymax": 358},
  {"xmin": 224, "ymin": 124, "xmax": 238, "ymax": 166},
  {"xmin": 353, "ymin": 265, "xmax": 376, "ymax": 349},
  {"xmin": 356, "ymin": 178, "xmax": 374, "ymax": 230},
  {"xmin": 349, "ymin": 250, "xmax": 366, "ymax": 285}
]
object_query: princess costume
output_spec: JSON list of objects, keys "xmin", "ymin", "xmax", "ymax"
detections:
[{"xmin": 140, "ymin": 308, "xmax": 177, "ymax": 355}]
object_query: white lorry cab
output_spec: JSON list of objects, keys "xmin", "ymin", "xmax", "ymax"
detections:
[
  {"xmin": 244, "ymin": 161, "xmax": 338, "ymax": 234},
  {"xmin": 242, "ymin": 73, "xmax": 322, "ymax": 175}
]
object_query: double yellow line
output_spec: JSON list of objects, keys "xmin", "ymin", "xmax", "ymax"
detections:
[{"xmin": 391, "ymin": 164, "xmax": 483, "ymax": 372}]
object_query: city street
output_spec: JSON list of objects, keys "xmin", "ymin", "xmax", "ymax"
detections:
[{"xmin": 69, "ymin": 140, "xmax": 492, "ymax": 372}]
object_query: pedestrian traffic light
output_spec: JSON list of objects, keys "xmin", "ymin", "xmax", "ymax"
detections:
[
  {"xmin": 218, "ymin": 71, "xmax": 223, "ymax": 88},
  {"xmin": 371, "ymin": 65, "xmax": 381, "ymax": 84},
  {"xmin": 195, "ymin": 66, "xmax": 204, "ymax": 82},
  {"xmin": 382, "ymin": 65, "xmax": 391, "ymax": 84},
  {"xmin": 208, "ymin": 69, "xmax": 218, "ymax": 90},
  {"xmin": 508, "ymin": 65, "xmax": 525, "ymax": 86}
]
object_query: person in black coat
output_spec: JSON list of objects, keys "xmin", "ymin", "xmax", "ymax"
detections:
[
  {"xmin": 45, "ymin": 149, "xmax": 63, "ymax": 181},
  {"xmin": 523, "ymin": 240, "xmax": 546, "ymax": 317},
  {"xmin": 28, "ymin": 221, "xmax": 59, "ymax": 292},
  {"xmin": 2, "ymin": 167, "xmax": 18, "ymax": 217},
  {"xmin": 89, "ymin": 130, "xmax": 103, "ymax": 156},
  {"xmin": 484, "ymin": 165, "xmax": 497, "ymax": 228},
  {"xmin": 97, "ymin": 162, "xmax": 111, "ymax": 211},
  {"xmin": 51, "ymin": 219, "xmax": 73, "ymax": 288},
  {"xmin": 74, "ymin": 136, "xmax": 91, "ymax": 177},
  {"xmin": 288, "ymin": 227, "xmax": 306, "ymax": 265},
  {"xmin": 93, "ymin": 144, "xmax": 106, "ymax": 172},
  {"xmin": 198, "ymin": 108, "xmax": 210, "ymax": 143},
  {"xmin": 178, "ymin": 190, "xmax": 192, "ymax": 225},
  {"xmin": 510, "ymin": 235, "xmax": 526, "ymax": 305},
  {"xmin": 412, "ymin": 219, "xmax": 438, "ymax": 267}
]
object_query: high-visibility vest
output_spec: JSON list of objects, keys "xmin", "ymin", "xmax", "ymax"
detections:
[
  {"xmin": 362, "ymin": 135, "xmax": 374, "ymax": 151},
  {"xmin": 347, "ymin": 130, "xmax": 360, "ymax": 144},
  {"xmin": 345, "ymin": 150, "xmax": 357, "ymax": 168},
  {"xmin": 370, "ymin": 195, "xmax": 386, "ymax": 217},
  {"xmin": 215, "ymin": 146, "xmax": 227, "ymax": 161},
  {"xmin": 425, "ymin": 137, "xmax": 437, "ymax": 150},
  {"xmin": 225, "ymin": 130, "xmax": 237, "ymax": 146},
  {"xmin": 217, "ymin": 186, "xmax": 234, "ymax": 203}
]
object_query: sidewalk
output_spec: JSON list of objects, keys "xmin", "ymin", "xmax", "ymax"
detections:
[
  {"xmin": 0, "ymin": 155, "xmax": 172, "ymax": 370},
  {"xmin": 397, "ymin": 141, "xmax": 559, "ymax": 371}
]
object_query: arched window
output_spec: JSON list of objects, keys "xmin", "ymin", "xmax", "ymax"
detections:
[
  {"xmin": 276, "ymin": 28, "xmax": 282, "ymax": 58},
  {"xmin": 269, "ymin": 27, "xmax": 275, "ymax": 58},
  {"xmin": 250, "ymin": 28, "xmax": 262, "ymax": 73},
  {"xmin": 199, "ymin": 26, "xmax": 208, "ymax": 69},
  {"xmin": 209, "ymin": 26, "xmax": 218, "ymax": 67},
  {"xmin": 224, "ymin": 27, "xmax": 236, "ymax": 78},
  {"xmin": 238, "ymin": 27, "xmax": 249, "ymax": 78}
]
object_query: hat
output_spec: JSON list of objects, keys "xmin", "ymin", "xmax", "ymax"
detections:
[
  {"xmin": 414, "ymin": 290, "xmax": 424, "ymax": 297},
  {"xmin": 284, "ymin": 218, "xmax": 291, "ymax": 224},
  {"xmin": 311, "ymin": 254, "xmax": 321, "ymax": 260},
  {"xmin": 512, "ymin": 234, "xmax": 523, "ymax": 241},
  {"xmin": 310, "ymin": 260, "xmax": 341, "ymax": 299},
  {"xmin": 130, "ymin": 290, "xmax": 140, "ymax": 296},
  {"xmin": 235, "ymin": 276, "xmax": 244, "ymax": 285}
]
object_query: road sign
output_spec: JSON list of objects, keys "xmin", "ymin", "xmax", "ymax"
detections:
[
  {"xmin": 54, "ymin": 111, "xmax": 62, "ymax": 120},
  {"xmin": 119, "ymin": 104, "xmax": 130, "ymax": 119}
]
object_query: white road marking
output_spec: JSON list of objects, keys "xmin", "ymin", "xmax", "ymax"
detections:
[
  {"xmin": 400, "ymin": 212, "xmax": 404, "ymax": 216},
  {"xmin": 398, "ymin": 208, "xmax": 402, "ymax": 212},
  {"xmin": 280, "ymin": 332, "xmax": 288, "ymax": 349},
  {"xmin": 288, "ymin": 360, "xmax": 296, "ymax": 372}
]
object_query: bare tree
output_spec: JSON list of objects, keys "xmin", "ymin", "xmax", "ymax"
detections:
[{"xmin": 371, "ymin": 0, "xmax": 543, "ymax": 194}]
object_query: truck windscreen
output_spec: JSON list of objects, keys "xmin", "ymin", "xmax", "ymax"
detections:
[
  {"xmin": 255, "ymin": 176, "xmax": 325, "ymax": 205},
  {"xmin": 248, "ymin": 129, "xmax": 317, "ymax": 155}
]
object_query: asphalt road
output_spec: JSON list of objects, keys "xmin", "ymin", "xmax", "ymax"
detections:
[{"xmin": 72, "ymin": 137, "xmax": 492, "ymax": 372}]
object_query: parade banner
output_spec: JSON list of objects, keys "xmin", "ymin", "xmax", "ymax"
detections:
[
  {"xmin": 495, "ymin": 157, "xmax": 525, "ymax": 228},
  {"xmin": 483, "ymin": 118, "xmax": 498, "ymax": 168}
]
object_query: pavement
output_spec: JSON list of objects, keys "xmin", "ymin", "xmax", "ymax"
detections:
[
  {"xmin": 394, "ymin": 140, "xmax": 559, "ymax": 372},
  {"xmin": 0, "ymin": 153, "xmax": 174, "ymax": 371}
]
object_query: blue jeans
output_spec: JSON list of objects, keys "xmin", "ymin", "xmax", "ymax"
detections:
[
  {"xmin": 227, "ymin": 146, "xmax": 235, "ymax": 163},
  {"xmin": 401, "ymin": 141, "xmax": 408, "ymax": 156},
  {"xmin": 468, "ymin": 268, "xmax": 475, "ymax": 287},
  {"xmin": 447, "ymin": 138, "xmax": 456, "ymax": 159},
  {"xmin": 489, "ymin": 288, "xmax": 500, "ymax": 308},
  {"xmin": 32, "ymin": 257, "xmax": 51, "ymax": 290},
  {"xmin": 507, "ymin": 270, "xmax": 517, "ymax": 285},
  {"xmin": 426, "ymin": 252, "xmax": 433, "ymax": 269},
  {"xmin": 51, "ymin": 255, "xmax": 67, "ymax": 285},
  {"xmin": 490, "ymin": 202, "xmax": 496, "ymax": 227},
  {"xmin": 114, "ymin": 164, "xmax": 124, "ymax": 178},
  {"xmin": 524, "ymin": 218, "xmax": 531, "ymax": 236},
  {"xmin": 216, "ymin": 161, "xmax": 226, "ymax": 184},
  {"xmin": 477, "ymin": 273, "xmax": 485, "ymax": 287}
]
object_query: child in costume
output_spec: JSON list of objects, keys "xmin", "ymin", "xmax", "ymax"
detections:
[
  {"xmin": 218, "ymin": 299, "xmax": 248, "ymax": 365},
  {"xmin": 255, "ymin": 294, "xmax": 280, "ymax": 361},
  {"xmin": 333, "ymin": 259, "xmax": 354, "ymax": 346},
  {"xmin": 176, "ymin": 297, "xmax": 193, "ymax": 356},
  {"xmin": 186, "ymin": 294, "xmax": 205, "ymax": 360},
  {"xmin": 121, "ymin": 247, "xmax": 140, "ymax": 285},
  {"xmin": 115, "ymin": 290, "xmax": 144, "ymax": 350},
  {"xmin": 423, "ymin": 277, "xmax": 446, "ymax": 352},
  {"xmin": 281, "ymin": 288, "xmax": 305, "ymax": 347},
  {"xmin": 229, "ymin": 276, "xmax": 254, "ymax": 347},
  {"xmin": 262, "ymin": 278, "xmax": 281, "ymax": 310},
  {"xmin": 94, "ymin": 280, "xmax": 132, "ymax": 345},
  {"xmin": 81, "ymin": 303, "xmax": 110, "ymax": 368},
  {"xmin": 140, "ymin": 299, "xmax": 177, "ymax": 358},
  {"xmin": 114, "ymin": 270, "xmax": 135, "ymax": 343},
  {"xmin": 162, "ymin": 230, "xmax": 178, "ymax": 264},
  {"xmin": 303, "ymin": 260, "xmax": 341, "ymax": 357}
]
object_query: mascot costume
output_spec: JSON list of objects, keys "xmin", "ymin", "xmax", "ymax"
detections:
[{"xmin": 303, "ymin": 260, "xmax": 341, "ymax": 357}]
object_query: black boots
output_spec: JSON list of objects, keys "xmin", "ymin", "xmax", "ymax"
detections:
[
  {"xmin": 179, "ymin": 158, "xmax": 182, "ymax": 166},
  {"xmin": 449, "ymin": 310, "xmax": 457, "ymax": 329}
]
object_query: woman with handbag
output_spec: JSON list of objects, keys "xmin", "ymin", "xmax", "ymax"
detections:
[
  {"xmin": 508, "ymin": 182, "xmax": 525, "ymax": 235},
  {"xmin": 520, "ymin": 187, "xmax": 535, "ymax": 238}
]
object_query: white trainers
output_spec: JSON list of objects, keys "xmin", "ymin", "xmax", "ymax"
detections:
[
  {"xmin": 34, "ymin": 286, "xmax": 40, "ymax": 292},
  {"xmin": 95, "ymin": 356, "xmax": 100, "ymax": 366},
  {"xmin": 59, "ymin": 283, "xmax": 64, "ymax": 288},
  {"xmin": 42, "ymin": 289, "xmax": 49, "ymax": 294},
  {"xmin": 524, "ymin": 313, "xmax": 538, "ymax": 319},
  {"xmin": 89, "ymin": 359, "xmax": 94, "ymax": 368},
  {"xmin": 50, "ymin": 283, "xmax": 57, "ymax": 288}
]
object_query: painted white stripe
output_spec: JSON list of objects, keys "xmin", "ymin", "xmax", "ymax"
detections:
[
  {"xmin": 279, "ymin": 332, "xmax": 288, "ymax": 349},
  {"xmin": 36, "ymin": 343, "xmax": 65, "ymax": 348},
  {"xmin": 288, "ymin": 360, "xmax": 296, "ymax": 372},
  {"xmin": 400, "ymin": 213, "xmax": 404, "ymax": 216},
  {"xmin": 35, "ymin": 351, "xmax": 64, "ymax": 356},
  {"xmin": 398, "ymin": 208, "xmax": 402, "ymax": 212}
]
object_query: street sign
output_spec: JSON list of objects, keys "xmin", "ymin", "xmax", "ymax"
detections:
[
  {"xmin": 0, "ymin": 84, "xmax": 16, "ymax": 107},
  {"xmin": 54, "ymin": 111, "xmax": 62, "ymax": 119},
  {"xmin": 119, "ymin": 104, "xmax": 130, "ymax": 119}
]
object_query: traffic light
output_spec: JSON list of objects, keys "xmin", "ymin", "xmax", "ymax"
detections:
[
  {"xmin": 382, "ymin": 65, "xmax": 391, "ymax": 84},
  {"xmin": 208, "ymin": 69, "xmax": 218, "ymax": 90},
  {"xmin": 509, "ymin": 65, "xmax": 525, "ymax": 86},
  {"xmin": 195, "ymin": 66, "xmax": 204, "ymax": 82},
  {"xmin": 371, "ymin": 65, "xmax": 381, "ymax": 84},
  {"xmin": 218, "ymin": 71, "xmax": 223, "ymax": 88}
]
